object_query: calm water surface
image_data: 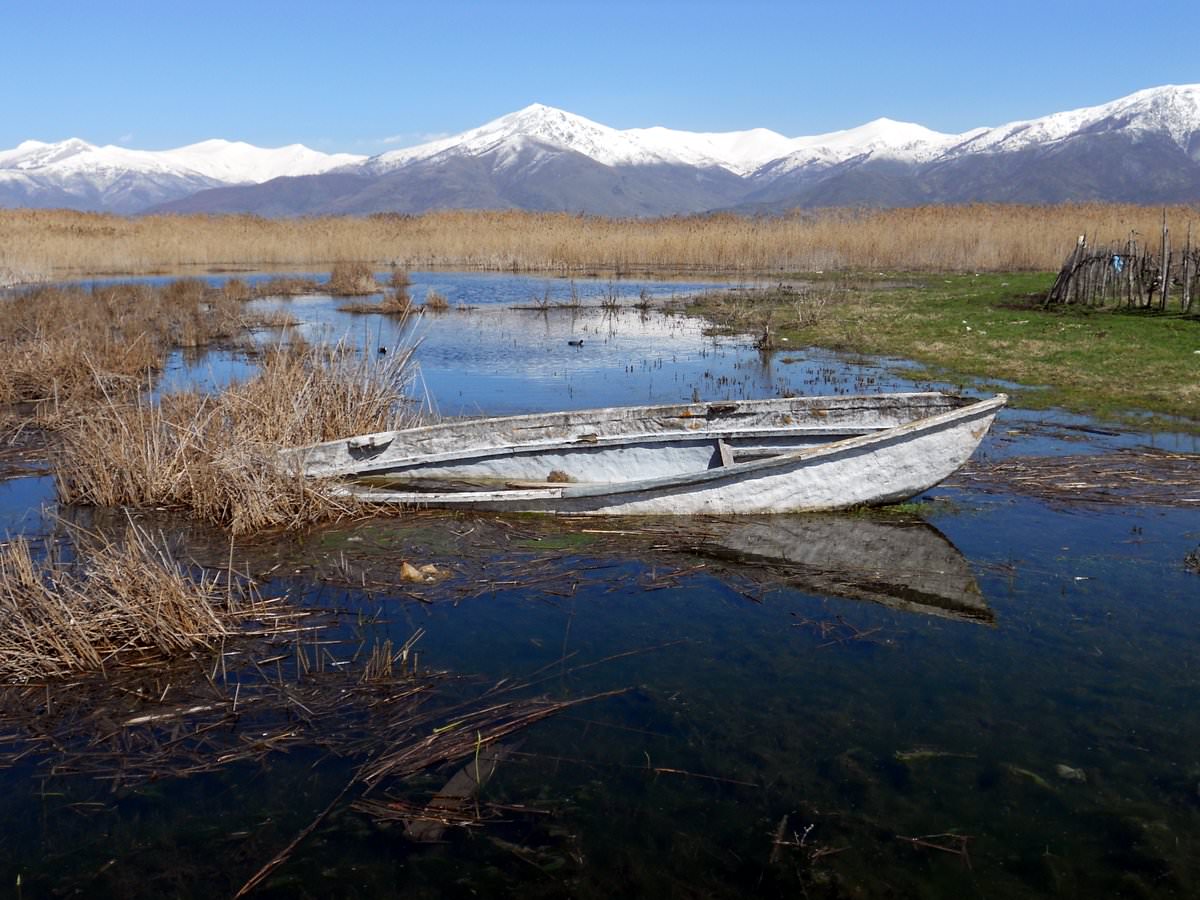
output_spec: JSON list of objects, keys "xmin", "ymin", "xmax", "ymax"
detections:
[{"xmin": 1, "ymin": 273, "xmax": 1197, "ymax": 898}]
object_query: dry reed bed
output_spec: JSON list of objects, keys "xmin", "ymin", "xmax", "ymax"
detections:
[
  {"xmin": 2, "ymin": 277, "xmax": 423, "ymax": 534},
  {"xmin": 4, "ymin": 206, "xmax": 1200, "ymax": 278},
  {"xmin": 56, "ymin": 339, "xmax": 421, "ymax": 534},
  {"xmin": 0, "ymin": 522, "xmax": 295, "ymax": 682},
  {"xmin": 0, "ymin": 280, "xmax": 266, "ymax": 421}
]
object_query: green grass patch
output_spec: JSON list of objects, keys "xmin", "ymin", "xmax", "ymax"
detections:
[{"xmin": 687, "ymin": 272, "xmax": 1200, "ymax": 431}]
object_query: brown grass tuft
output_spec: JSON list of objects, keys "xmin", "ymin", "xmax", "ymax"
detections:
[
  {"xmin": 222, "ymin": 277, "xmax": 251, "ymax": 301},
  {"xmin": 327, "ymin": 261, "xmax": 379, "ymax": 295}
]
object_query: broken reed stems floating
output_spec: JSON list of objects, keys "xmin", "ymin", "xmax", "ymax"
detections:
[
  {"xmin": 952, "ymin": 449, "xmax": 1200, "ymax": 507},
  {"xmin": 0, "ymin": 640, "xmax": 624, "ymax": 793}
]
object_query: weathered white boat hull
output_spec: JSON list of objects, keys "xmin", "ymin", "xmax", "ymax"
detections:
[
  {"xmin": 285, "ymin": 393, "xmax": 967, "ymax": 482},
  {"xmin": 325, "ymin": 394, "xmax": 1006, "ymax": 515}
]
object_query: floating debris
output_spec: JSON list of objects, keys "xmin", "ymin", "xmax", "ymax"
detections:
[
  {"xmin": 400, "ymin": 742, "xmax": 518, "ymax": 842},
  {"xmin": 1055, "ymin": 763, "xmax": 1088, "ymax": 784},
  {"xmin": 400, "ymin": 561, "xmax": 446, "ymax": 583},
  {"xmin": 952, "ymin": 449, "xmax": 1200, "ymax": 507},
  {"xmin": 1004, "ymin": 764, "xmax": 1053, "ymax": 790},
  {"xmin": 895, "ymin": 748, "xmax": 978, "ymax": 764}
]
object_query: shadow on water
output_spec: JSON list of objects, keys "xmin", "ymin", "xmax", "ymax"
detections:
[{"xmin": 1, "ymin": 272, "xmax": 1198, "ymax": 898}]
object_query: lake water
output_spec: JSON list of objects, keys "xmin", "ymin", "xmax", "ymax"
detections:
[{"xmin": 1, "ymin": 273, "xmax": 1198, "ymax": 898}]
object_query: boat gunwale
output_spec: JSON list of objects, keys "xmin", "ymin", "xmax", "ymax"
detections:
[{"xmin": 334, "ymin": 424, "xmax": 896, "ymax": 474}]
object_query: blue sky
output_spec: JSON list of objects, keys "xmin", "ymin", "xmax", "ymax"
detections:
[{"xmin": 4, "ymin": 0, "xmax": 1196, "ymax": 154}]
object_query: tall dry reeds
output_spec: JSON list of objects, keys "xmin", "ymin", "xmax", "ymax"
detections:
[
  {"xmin": 0, "ymin": 281, "xmax": 254, "ymax": 422},
  {"xmin": 55, "ymin": 337, "xmax": 422, "ymax": 534},
  {"xmin": 0, "ymin": 523, "xmax": 279, "ymax": 682},
  {"xmin": 327, "ymin": 261, "xmax": 379, "ymax": 295},
  {"xmin": 339, "ymin": 266, "xmax": 412, "ymax": 314},
  {"xmin": 3, "ymin": 205, "xmax": 1200, "ymax": 276}
]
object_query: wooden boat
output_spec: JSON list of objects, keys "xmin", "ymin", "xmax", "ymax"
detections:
[{"xmin": 282, "ymin": 391, "xmax": 1007, "ymax": 515}]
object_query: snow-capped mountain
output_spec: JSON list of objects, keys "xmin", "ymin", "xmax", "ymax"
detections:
[
  {"xmin": 753, "ymin": 118, "xmax": 985, "ymax": 181},
  {"xmin": 366, "ymin": 104, "xmax": 981, "ymax": 178},
  {"xmin": 6, "ymin": 83, "xmax": 1200, "ymax": 216},
  {"xmin": 945, "ymin": 83, "xmax": 1200, "ymax": 157},
  {"xmin": 368, "ymin": 103, "xmax": 799, "ymax": 176},
  {"xmin": 0, "ymin": 138, "xmax": 363, "ymax": 213}
]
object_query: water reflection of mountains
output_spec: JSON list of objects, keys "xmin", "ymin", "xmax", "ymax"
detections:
[{"xmin": 698, "ymin": 515, "xmax": 992, "ymax": 625}]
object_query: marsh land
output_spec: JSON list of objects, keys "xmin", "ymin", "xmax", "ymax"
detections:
[{"xmin": 0, "ymin": 208, "xmax": 1198, "ymax": 897}]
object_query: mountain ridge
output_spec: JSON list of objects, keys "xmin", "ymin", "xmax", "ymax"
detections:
[{"xmin": 3, "ymin": 84, "xmax": 1199, "ymax": 215}]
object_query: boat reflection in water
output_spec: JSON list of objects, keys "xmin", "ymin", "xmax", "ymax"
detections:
[{"xmin": 697, "ymin": 514, "xmax": 992, "ymax": 624}]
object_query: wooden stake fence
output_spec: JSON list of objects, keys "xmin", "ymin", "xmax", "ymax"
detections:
[{"xmin": 1046, "ymin": 217, "xmax": 1199, "ymax": 313}]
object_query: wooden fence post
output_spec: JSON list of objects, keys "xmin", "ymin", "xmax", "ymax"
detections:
[{"xmin": 1183, "ymin": 223, "xmax": 1193, "ymax": 314}]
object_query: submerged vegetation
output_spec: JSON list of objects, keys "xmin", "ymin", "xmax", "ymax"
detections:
[{"xmin": 0, "ymin": 513, "xmax": 613, "ymax": 895}]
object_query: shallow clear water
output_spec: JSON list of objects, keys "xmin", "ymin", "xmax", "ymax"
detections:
[
  {"xmin": 0, "ymin": 474, "xmax": 54, "ymax": 536},
  {"xmin": 1, "ymin": 272, "xmax": 1197, "ymax": 898}
]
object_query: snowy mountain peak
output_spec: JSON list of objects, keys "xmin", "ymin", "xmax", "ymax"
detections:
[
  {"xmin": 472, "ymin": 104, "xmax": 626, "ymax": 158},
  {"xmin": 376, "ymin": 103, "xmax": 800, "ymax": 175},
  {"xmin": 758, "ymin": 117, "xmax": 967, "ymax": 178},
  {"xmin": 951, "ymin": 83, "xmax": 1200, "ymax": 156},
  {"xmin": 0, "ymin": 136, "xmax": 364, "ymax": 185},
  {"xmin": 158, "ymin": 139, "xmax": 365, "ymax": 183},
  {"xmin": 1103, "ymin": 83, "xmax": 1200, "ymax": 145},
  {"xmin": 0, "ymin": 136, "xmax": 367, "ymax": 214},
  {"xmin": 371, "ymin": 102, "xmax": 641, "ymax": 171},
  {"xmin": 0, "ymin": 137, "xmax": 98, "ymax": 169}
]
